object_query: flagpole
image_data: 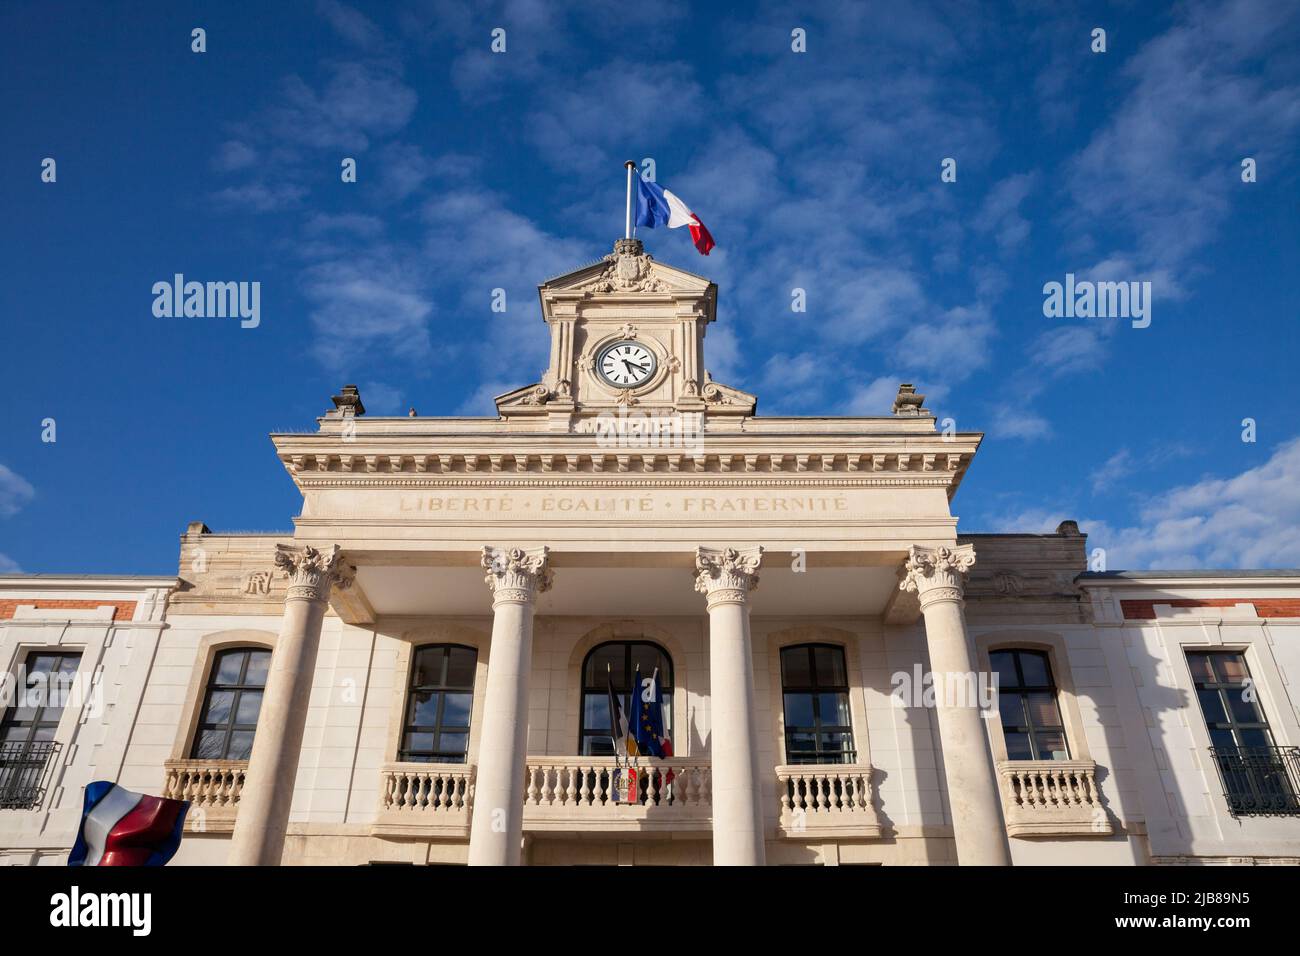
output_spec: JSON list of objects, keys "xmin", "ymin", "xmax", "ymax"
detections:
[{"xmin": 624, "ymin": 160, "xmax": 636, "ymax": 239}]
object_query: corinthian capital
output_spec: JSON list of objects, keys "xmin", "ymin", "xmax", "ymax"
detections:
[
  {"xmin": 274, "ymin": 544, "xmax": 354, "ymax": 603},
  {"xmin": 482, "ymin": 546, "xmax": 553, "ymax": 605},
  {"xmin": 694, "ymin": 546, "xmax": 763, "ymax": 608},
  {"xmin": 899, "ymin": 544, "xmax": 976, "ymax": 608}
]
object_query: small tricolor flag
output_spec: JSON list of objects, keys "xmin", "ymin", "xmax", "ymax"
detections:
[
  {"xmin": 68, "ymin": 781, "xmax": 188, "ymax": 867},
  {"xmin": 634, "ymin": 177, "xmax": 715, "ymax": 255}
]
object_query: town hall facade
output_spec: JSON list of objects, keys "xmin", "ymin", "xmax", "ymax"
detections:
[{"xmin": 3, "ymin": 239, "xmax": 1299, "ymax": 865}]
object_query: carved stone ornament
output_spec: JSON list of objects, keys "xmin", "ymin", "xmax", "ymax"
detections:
[
  {"xmin": 243, "ymin": 570, "xmax": 274, "ymax": 595},
  {"xmin": 694, "ymin": 546, "xmax": 764, "ymax": 607},
  {"xmin": 992, "ymin": 570, "xmax": 1024, "ymax": 595},
  {"xmin": 482, "ymin": 545, "xmax": 554, "ymax": 604},
  {"xmin": 585, "ymin": 241, "xmax": 669, "ymax": 294},
  {"xmin": 892, "ymin": 383, "xmax": 927, "ymax": 416},
  {"xmin": 521, "ymin": 385, "xmax": 551, "ymax": 406},
  {"xmin": 273, "ymin": 544, "xmax": 354, "ymax": 602},
  {"xmin": 899, "ymin": 544, "xmax": 976, "ymax": 608}
]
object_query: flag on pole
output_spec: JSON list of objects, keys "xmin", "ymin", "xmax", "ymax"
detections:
[
  {"xmin": 68, "ymin": 781, "xmax": 188, "ymax": 867},
  {"xmin": 606, "ymin": 666, "xmax": 632, "ymax": 758},
  {"xmin": 634, "ymin": 667, "xmax": 674, "ymax": 759},
  {"xmin": 634, "ymin": 177, "xmax": 715, "ymax": 255}
]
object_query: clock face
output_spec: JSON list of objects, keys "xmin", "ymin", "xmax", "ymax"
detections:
[{"xmin": 597, "ymin": 340, "xmax": 657, "ymax": 388}]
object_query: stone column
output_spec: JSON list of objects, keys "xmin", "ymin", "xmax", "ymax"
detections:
[
  {"xmin": 900, "ymin": 544, "xmax": 1011, "ymax": 866},
  {"xmin": 228, "ymin": 544, "xmax": 352, "ymax": 866},
  {"xmin": 467, "ymin": 546, "xmax": 553, "ymax": 866},
  {"xmin": 694, "ymin": 546, "xmax": 766, "ymax": 866}
]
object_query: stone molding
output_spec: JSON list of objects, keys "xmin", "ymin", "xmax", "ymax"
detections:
[
  {"xmin": 273, "ymin": 544, "xmax": 354, "ymax": 603},
  {"xmin": 899, "ymin": 544, "xmax": 976, "ymax": 609},
  {"xmin": 694, "ymin": 546, "xmax": 763, "ymax": 608},
  {"xmin": 481, "ymin": 545, "xmax": 554, "ymax": 605}
]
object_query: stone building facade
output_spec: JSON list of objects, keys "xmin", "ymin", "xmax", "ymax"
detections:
[{"xmin": 2, "ymin": 241, "xmax": 1298, "ymax": 865}]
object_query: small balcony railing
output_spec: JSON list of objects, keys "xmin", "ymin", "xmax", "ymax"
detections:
[
  {"xmin": 523, "ymin": 756, "xmax": 713, "ymax": 833},
  {"xmin": 1209, "ymin": 746, "xmax": 1300, "ymax": 816},
  {"xmin": 775, "ymin": 764, "xmax": 881, "ymax": 838},
  {"xmin": 996, "ymin": 759, "xmax": 1112, "ymax": 837},
  {"xmin": 162, "ymin": 758, "xmax": 247, "ymax": 832},
  {"xmin": 0, "ymin": 741, "xmax": 60, "ymax": 810}
]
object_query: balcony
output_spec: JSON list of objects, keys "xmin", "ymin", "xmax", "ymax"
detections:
[
  {"xmin": 1209, "ymin": 746, "xmax": 1300, "ymax": 816},
  {"xmin": 523, "ymin": 756, "xmax": 713, "ymax": 834},
  {"xmin": 996, "ymin": 759, "xmax": 1112, "ymax": 837},
  {"xmin": 775, "ymin": 764, "xmax": 881, "ymax": 838},
  {"xmin": 373, "ymin": 762, "xmax": 475, "ymax": 838},
  {"xmin": 0, "ymin": 741, "xmax": 60, "ymax": 810},
  {"xmin": 162, "ymin": 759, "xmax": 247, "ymax": 832}
]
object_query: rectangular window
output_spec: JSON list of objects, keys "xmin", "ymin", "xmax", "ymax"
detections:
[
  {"xmin": 780, "ymin": 645, "xmax": 855, "ymax": 765},
  {"xmin": 1189, "ymin": 650, "xmax": 1300, "ymax": 815},
  {"xmin": 0, "ymin": 651, "xmax": 82, "ymax": 809},
  {"xmin": 989, "ymin": 649, "xmax": 1069, "ymax": 760}
]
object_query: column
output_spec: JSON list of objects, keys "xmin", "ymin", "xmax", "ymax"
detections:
[
  {"xmin": 900, "ymin": 544, "xmax": 1011, "ymax": 866},
  {"xmin": 228, "ymin": 544, "xmax": 352, "ymax": 866},
  {"xmin": 694, "ymin": 546, "xmax": 766, "ymax": 866},
  {"xmin": 467, "ymin": 545, "xmax": 552, "ymax": 866}
]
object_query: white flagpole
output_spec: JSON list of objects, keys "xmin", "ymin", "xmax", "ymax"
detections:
[{"xmin": 624, "ymin": 160, "xmax": 636, "ymax": 239}]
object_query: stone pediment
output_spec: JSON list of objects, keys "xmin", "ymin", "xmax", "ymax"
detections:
[{"xmin": 542, "ymin": 239, "xmax": 714, "ymax": 297}]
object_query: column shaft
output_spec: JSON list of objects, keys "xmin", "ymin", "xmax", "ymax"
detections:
[
  {"xmin": 695, "ymin": 546, "xmax": 766, "ymax": 866},
  {"xmin": 467, "ymin": 546, "xmax": 551, "ymax": 866},
  {"xmin": 228, "ymin": 545, "xmax": 350, "ymax": 866}
]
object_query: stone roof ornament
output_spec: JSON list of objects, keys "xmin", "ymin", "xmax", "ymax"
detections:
[
  {"xmin": 331, "ymin": 384, "xmax": 366, "ymax": 417},
  {"xmin": 584, "ymin": 238, "xmax": 669, "ymax": 293},
  {"xmin": 892, "ymin": 383, "xmax": 928, "ymax": 416}
]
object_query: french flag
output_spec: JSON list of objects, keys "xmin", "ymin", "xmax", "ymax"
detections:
[
  {"xmin": 635, "ymin": 177, "xmax": 715, "ymax": 255},
  {"xmin": 68, "ymin": 781, "xmax": 189, "ymax": 867}
]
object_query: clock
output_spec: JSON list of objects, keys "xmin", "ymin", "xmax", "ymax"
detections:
[{"xmin": 596, "ymin": 340, "xmax": 658, "ymax": 389}]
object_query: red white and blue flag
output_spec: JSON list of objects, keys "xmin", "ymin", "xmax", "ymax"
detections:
[
  {"xmin": 634, "ymin": 177, "xmax": 715, "ymax": 255},
  {"xmin": 68, "ymin": 781, "xmax": 189, "ymax": 867}
]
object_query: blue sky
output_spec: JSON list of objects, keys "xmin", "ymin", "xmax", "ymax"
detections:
[{"xmin": 1, "ymin": 0, "xmax": 1298, "ymax": 575}]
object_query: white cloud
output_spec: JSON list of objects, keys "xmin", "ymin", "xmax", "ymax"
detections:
[
  {"xmin": 989, "ymin": 407, "xmax": 1052, "ymax": 442},
  {"xmin": 0, "ymin": 553, "xmax": 21, "ymax": 574},
  {"xmin": 0, "ymin": 465, "xmax": 35, "ymax": 518}
]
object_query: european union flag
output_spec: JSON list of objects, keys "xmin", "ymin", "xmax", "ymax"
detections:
[{"xmin": 633, "ymin": 666, "xmax": 672, "ymax": 759}]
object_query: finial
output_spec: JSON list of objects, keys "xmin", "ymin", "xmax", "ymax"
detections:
[
  {"xmin": 330, "ymin": 384, "xmax": 366, "ymax": 417},
  {"xmin": 892, "ymin": 383, "xmax": 928, "ymax": 416}
]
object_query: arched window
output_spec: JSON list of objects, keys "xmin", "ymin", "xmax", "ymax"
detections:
[
  {"xmin": 989, "ymin": 649, "xmax": 1068, "ymax": 760},
  {"xmin": 780, "ymin": 644, "xmax": 855, "ymax": 764},
  {"xmin": 401, "ymin": 645, "xmax": 477, "ymax": 763},
  {"xmin": 578, "ymin": 641, "xmax": 673, "ymax": 756},
  {"xmin": 191, "ymin": 647, "xmax": 270, "ymax": 761}
]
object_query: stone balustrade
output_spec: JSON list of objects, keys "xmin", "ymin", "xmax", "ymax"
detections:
[
  {"xmin": 997, "ymin": 759, "xmax": 1113, "ymax": 837},
  {"xmin": 775, "ymin": 764, "xmax": 882, "ymax": 838},
  {"xmin": 373, "ymin": 762, "xmax": 475, "ymax": 838},
  {"xmin": 162, "ymin": 759, "xmax": 247, "ymax": 832},
  {"xmin": 522, "ymin": 756, "xmax": 713, "ymax": 834}
]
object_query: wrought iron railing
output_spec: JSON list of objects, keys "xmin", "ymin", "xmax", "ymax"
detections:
[
  {"xmin": 0, "ymin": 741, "xmax": 60, "ymax": 810},
  {"xmin": 1209, "ymin": 745, "xmax": 1300, "ymax": 816}
]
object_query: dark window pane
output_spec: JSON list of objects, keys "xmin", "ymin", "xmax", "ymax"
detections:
[
  {"xmin": 409, "ymin": 690, "xmax": 439, "ymax": 726},
  {"xmin": 781, "ymin": 647, "xmax": 812, "ymax": 687},
  {"xmin": 411, "ymin": 649, "xmax": 444, "ymax": 687},
  {"xmin": 1018, "ymin": 652, "xmax": 1050, "ymax": 687},
  {"xmin": 998, "ymin": 692, "xmax": 1025, "ymax": 729},
  {"xmin": 235, "ymin": 690, "xmax": 263, "ymax": 725},
  {"xmin": 226, "ymin": 731, "xmax": 255, "ymax": 761},
  {"xmin": 442, "ymin": 693, "xmax": 472, "ymax": 726},
  {"xmin": 585, "ymin": 644, "xmax": 624, "ymax": 687},
  {"xmin": 55, "ymin": 655, "xmax": 81, "ymax": 676},
  {"xmin": 1209, "ymin": 728, "xmax": 1237, "ymax": 750},
  {"xmin": 988, "ymin": 651, "xmax": 1018, "ymax": 689},
  {"xmin": 587, "ymin": 736, "xmax": 615, "ymax": 756},
  {"xmin": 783, "ymin": 693, "xmax": 815, "ymax": 728},
  {"xmin": 818, "ymin": 692, "xmax": 851, "ymax": 726},
  {"xmin": 1035, "ymin": 731, "xmax": 1069, "ymax": 760},
  {"xmin": 1187, "ymin": 653, "xmax": 1214, "ymax": 683},
  {"xmin": 244, "ymin": 651, "xmax": 271, "ymax": 686},
  {"xmin": 403, "ymin": 731, "xmax": 434, "ymax": 754},
  {"xmin": 437, "ymin": 732, "xmax": 468, "ymax": 756},
  {"xmin": 202, "ymin": 690, "xmax": 234, "ymax": 725},
  {"xmin": 583, "ymin": 694, "xmax": 610, "ymax": 732},
  {"xmin": 1226, "ymin": 689, "xmax": 1263, "ymax": 725},
  {"xmin": 445, "ymin": 648, "xmax": 477, "ymax": 687},
  {"xmin": 1026, "ymin": 692, "xmax": 1063, "ymax": 728},
  {"xmin": 1197, "ymin": 688, "xmax": 1228, "ymax": 725},
  {"xmin": 814, "ymin": 645, "xmax": 846, "ymax": 685},
  {"xmin": 1003, "ymin": 732, "xmax": 1033, "ymax": 760},
  {"xmin": 1237, "ymin": 727, "xmax": 1273, "ymax": 750},
  {"xmin": 1216, "ymin": 654, "xmax": 1248, "ymax": 683},
  {"xmin": 788, "ymin": 732, "xmax": 816, "ymax": 752},
  {"xmin": 214, "ymin": 652, "xmax": 245, "ymax": 685},
  {"xmin": 194, "ymin": 730, "xmax": 226, "ymax": 759},
  {"xmin": 25, "ymin": 655, "xmax": 58, "ymax": 676}
]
